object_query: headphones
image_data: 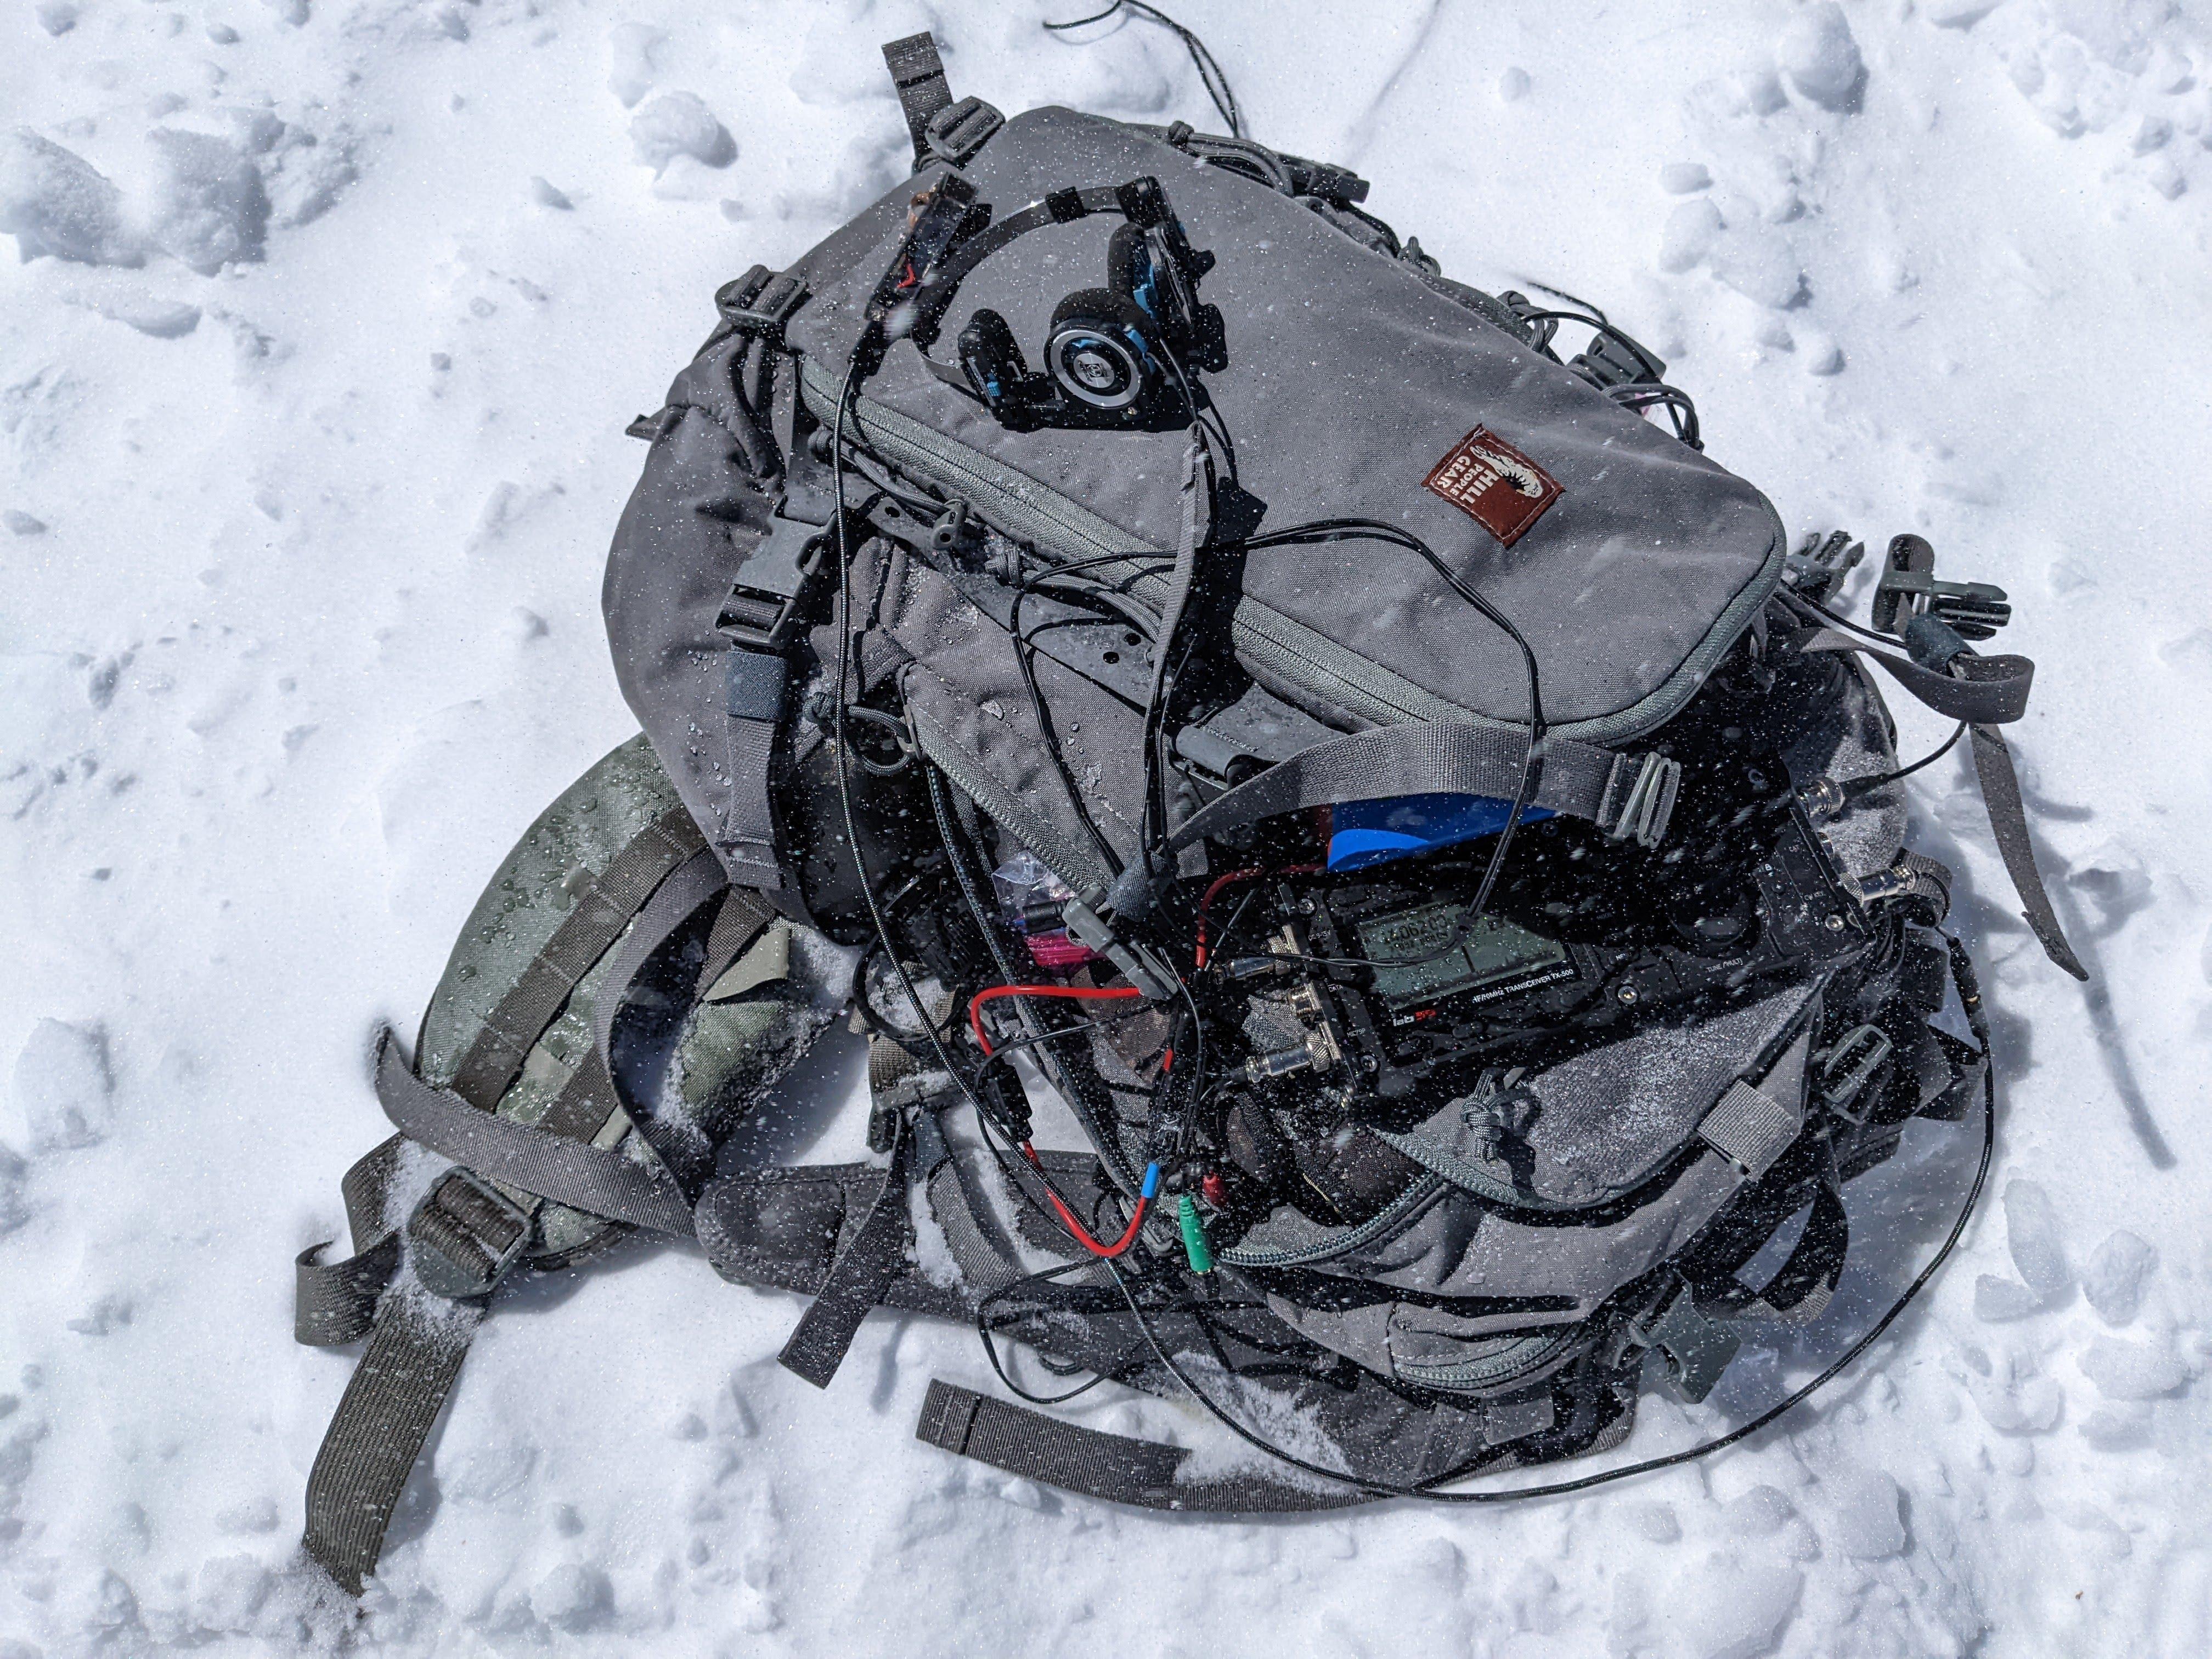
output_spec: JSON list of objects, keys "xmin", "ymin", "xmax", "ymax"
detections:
[{"xmin": 866, "ymin": 173, "xmax": 1227, "ymax": 433}]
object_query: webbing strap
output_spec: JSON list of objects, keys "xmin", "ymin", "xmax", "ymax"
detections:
[
  {"xmin": 1697, "ymin": 1080, "xmax": 1803, "ymax": 1182},
  {"xmin": 1164, "ymin": 721, "xmax": 1679, "ymax": 853},
  {"xmin": 589, "ymin": 854, "xmax": 774, "ymax": 1195},
  {"xmin": 1151, "ymin": 431, "xmax": 1215, "ymax": 842},
  {"xmin": 881, "ymin": 32, "xmax": 953, "ymax": 167},
  {"xmin": 1968, "ymin": 724, "xmax": 2088, "ymax": 980},
  {"xmin": 717, "ymin": 695, "xmax": 790, "ymax": 895},
  {"xmin": 374, "ymin": 1029, "xmax": 696, "ymax": 1236},
  {"xmin": 915, "ymin": 1380, "xmax": 1369, "ymax": 1513},
  {"xmin": 1798, "ymin": 629, "xmax": 2034, "ymax": 725},
  {"xmin": 1798, "ymin": 622, "xmax": 2083, "ymax": 980},
  {"xmin": 777, "ymin": 1116, "xmax": 915, "ymax": 1388},
  {"xmin": 449, "ymin": 805, "xmax": 706, "ymax": 1110},
  {"xmin": 535, "ymin": 1049, "xmax": 627, "ymax": 1143},
  {"xmin": 296, "ymin": 1138, "xmax": 410, "ymax": 1346},
  {"xmin": 340, "ymin": 1135, "xmax": 404, "ymax": 1252},
  {"xmin": 295, "ymin": 1234, "xmax": 402, "ymax": 1347},
  {"xmin": 303, "ymin": 1299, "xmax": 479, "ymax": 1594},
  {"xmin": 1741, "ymin": 1184, "xmax": 1849, "ymax": 1323}
]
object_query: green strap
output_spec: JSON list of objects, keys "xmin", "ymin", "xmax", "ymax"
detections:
[
  {"xmin": 448, "ymin": 805, "xmax": 706, "ymax": 1111},
  {"xmin": 303, "ymin": 1298, "xmax": 481, "ymax": 1594}
]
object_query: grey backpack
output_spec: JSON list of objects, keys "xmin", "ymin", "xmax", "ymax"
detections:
[{"xmin": 295, "ymin": 33, "xmax": 2077, "ymax": 1593}]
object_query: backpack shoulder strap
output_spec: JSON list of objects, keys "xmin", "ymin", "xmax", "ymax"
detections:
[{"xmin": 296, "ymin": 789, "xmax": 756, "ymax": 1594}]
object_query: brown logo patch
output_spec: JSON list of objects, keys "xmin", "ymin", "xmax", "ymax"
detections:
[{"xmin": 1422, "ymin": 427, "xmax": 1562, "ymax": 548}]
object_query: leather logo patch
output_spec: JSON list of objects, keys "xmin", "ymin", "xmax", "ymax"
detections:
[{"xmin": 1422, "ymin": 428, "xmax": 1562, "ymax": 548}]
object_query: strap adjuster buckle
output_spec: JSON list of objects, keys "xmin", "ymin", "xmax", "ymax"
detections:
[
  {"xmin": 1598, "ymin": 752, "xmax": 1682, "ymax": 848},
  {"xmin": 406, "ymin": 1168, "xmax": 533, "ymax": 1301},
  {"xmin": 1814, "ymin": 1022, "xmax": 1894, "ymax": 1124},
  {"xmin": 714, "ymin": 265, "xmax": 810, "ymax": 343},
  {"xmin": 923, "ymin": 96, "xmax": 1003, "ymax": 167}
]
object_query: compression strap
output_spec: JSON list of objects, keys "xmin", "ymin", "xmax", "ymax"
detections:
[{"xmin": 1164, "ymin": 722, "xmax": 1682, "ymax": 853}]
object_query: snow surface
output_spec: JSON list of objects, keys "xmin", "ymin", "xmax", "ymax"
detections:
[{"xmin": 4, "ymin": 0, "xmax": 2212, "ymax": 1654}]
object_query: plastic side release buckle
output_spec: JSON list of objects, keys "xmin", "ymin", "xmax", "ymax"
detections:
[
  {"xmin": 406, "ymin": 1169, "xmax": 532, "ymax": 1301},
  {"xmin": 1871, "ymin": 533, "xmax": 2010, "ymax": 641},
  {"xmin": 1813, "ymin": 1022, "xmax": 1894, "ymax": 1124},
  {"xmin": 715, "ymin": 503, "xmax": 835, "ymax": 651},
  {"xmin": 715, "ymin": 265, "xmax": 811, "ymax": 344},
  {"xmin": 1783, "ymin": 529, "xmax": 1865, "ymax": 605},
  {"xmin": 1630, "ymin": 1286, "xmax": 1742, "ymax": 1404},
  {"xmin": 923, "ymin": 96, "xmax": 1003, "ymax": 167}
]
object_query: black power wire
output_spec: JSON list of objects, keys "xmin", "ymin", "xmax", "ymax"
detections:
[
  {"xmin": 1084, "ymin": 934, "xmax": 1999, "ymax": 1504},
  {"xmin": 1044, "ymin": 0, "xmax": 1244, "ymax": 138}
]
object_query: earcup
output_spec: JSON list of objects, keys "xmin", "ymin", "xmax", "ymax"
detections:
[
  {"xmin": 1043, "ymin": 288, "xmax": 1160, "ymax": 412},
  {"xmin": 956, "ymin": 307, "xmax": 1030, "ymax": 407},
  {"xmin": 1107, "ymin": 222, "xmax": 1195, "ymax": 347}
]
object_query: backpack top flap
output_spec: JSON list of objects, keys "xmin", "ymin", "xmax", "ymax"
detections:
[{"xmin": 781, "ymin": 107, "xmax": 1786, "ymax": 745}]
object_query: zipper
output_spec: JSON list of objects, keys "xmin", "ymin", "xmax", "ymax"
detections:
[
  {"xmin": 1391, "ymin": 1327, "xmax": 1583, "ymax": 1394},
  {"xmin": 798, "ymin": 360, "xmax": 1785, "ymax": 747},
  {"xmin": 800, "ymin": 361, "xmax": 1480, "ymax": 733},
  {"xmin": 1217, "ymin": 1174, "xmax": 1448, "ymax": 1269}
]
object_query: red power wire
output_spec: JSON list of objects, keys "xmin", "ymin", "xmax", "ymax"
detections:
[
  {"xmin": 1019, "ymin": 1140, "xmax": 1155, "ymax": 1259},
  {"xmin": 967, "ymin": 982, "xmax": 1143, "ymax": 1056},
  {"xmin": 968, "ymin": 981, "xmax": 1155, "ymax": 1258},
  {"xmin": 1193, "ymin": 864, "xmax": 1322, "ymax": 967}
]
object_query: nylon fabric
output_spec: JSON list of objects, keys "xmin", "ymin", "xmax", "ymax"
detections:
[
  {"xmin": 293, "ymin": 1234, "xmax": 402, "ymax": 1347},
  {"xmin": 780, "ymin": 108, "xmax": 1787, "ymax": 744},
  {"xmin": 449, "ymin": 804, "xmax": 706, "ymax": 1110},
  {"xmin": 1968, "ymin": 724, "xmax": 2089, "ymax": 980},
  {"xmin": 777, "ymin": 1115, "xmax": 916, "ymax": 1387},
  {"xmin": 915, "ymin": 1380, "xmax": 1370, "ymax": 1513},
  {"xmin": 1798, "ymin": 628, "xmax": 2033, "ymax": 725}
]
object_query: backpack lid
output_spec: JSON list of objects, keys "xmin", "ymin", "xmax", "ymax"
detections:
[{"xmin": 782, "ymin": 107, "xmax": 1786, "ymax": 744}]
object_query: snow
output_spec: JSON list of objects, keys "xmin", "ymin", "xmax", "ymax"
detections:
[{"xmin": 3, "ymin": 0, "xmax": 2212, "ymax": 1655}]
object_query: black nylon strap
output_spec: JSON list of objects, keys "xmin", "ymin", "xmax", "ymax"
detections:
[
  {"xmin": 449, "ymin": 805, "xmax": 706, "ymax": 1111},
  {"xmin": 303, "ymin": 1299, "xmax": 479, "ymax": 1594},
  {"xmin": 374, "ymin": 1029, "xmax": 697, "ymax": 1236},
  {"xmin": 1164, "ymin": 720, "xmax": 1665, "ymax": 851},
  {"xmin": 777, "ymin": 1118, "xmax": 913, "ymax": 1388},
  {"xmin": 340, "ymin": 1135, "xmax": 405, "ymax": 1252},
  {"xmin": 294, "ymin": 1234, "xmax": 402, "ymax": 1347},
  {"xmin": 1798, "ymin": 629, "xmax": 2033, "ymax": 725},
  {"xmin": 716, "ymin": 710, "xmax": 789, "ymax": 894},
  {"xmin": 881, "ymin": 32, "xmax": 952, "ymax": 166},
  {"xmin": 1969, "ymin": 724, "xmax": 2089, "ymax": 980},
  {"xmin": 915, "ymin": 1380, "xmax": 1368, "ymax": 1513},
  {"xmin": 1710, "ymin": 1184, "xmax": 1850, "ymax": 1325},
  {"xmin": 1798, "ymin": 622, "xmax": 2081, "ymax": 979}
]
